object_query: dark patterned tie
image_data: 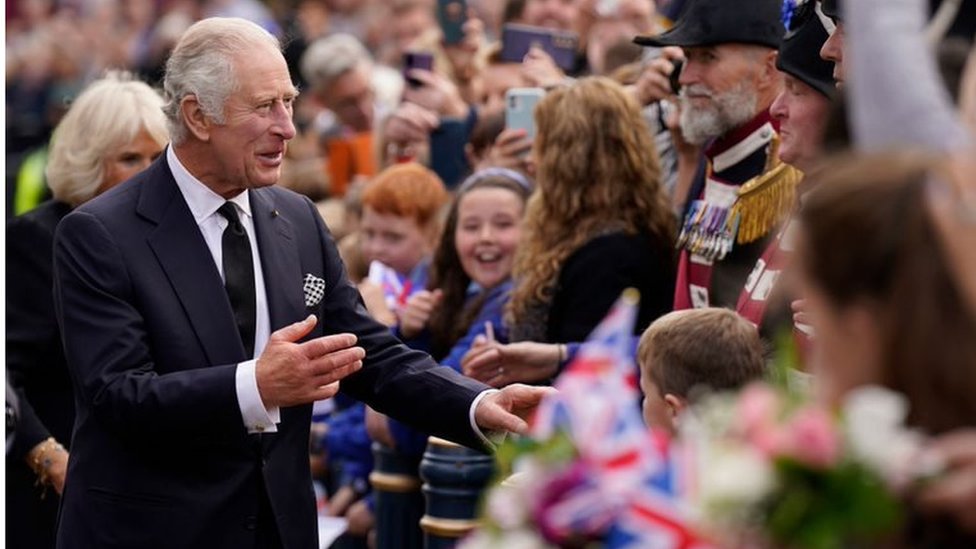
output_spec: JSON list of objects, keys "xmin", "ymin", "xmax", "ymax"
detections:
[{"xmin": 217, "ymin": 202, "xmax": 256, "ymax": 358}]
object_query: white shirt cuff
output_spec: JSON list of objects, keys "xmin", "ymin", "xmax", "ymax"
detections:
[
  {"xmin": 469, "ymin": 389, "xmax": 503, "ymax": 448},
  {"xmin": 235, "ymin": 360, "xmax": 280, "ymax": 433}
]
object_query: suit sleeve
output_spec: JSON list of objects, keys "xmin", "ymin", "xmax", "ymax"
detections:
[
  {"xmin": 303, "ymin": 198, "xmax": 490, "ymax": 450},
  {"xmin": 53, "ymin": 210, "xmax": 242, "ymax": 443}
]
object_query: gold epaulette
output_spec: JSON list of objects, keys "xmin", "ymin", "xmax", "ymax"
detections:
[{"xmin": 729, "ymin": 136, "xmax": 803, "ymax": 244}]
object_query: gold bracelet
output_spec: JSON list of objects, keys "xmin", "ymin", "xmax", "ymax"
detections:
[{"xmin": 556, "ymin": 344, "xmax": 567, "ymax": 367}]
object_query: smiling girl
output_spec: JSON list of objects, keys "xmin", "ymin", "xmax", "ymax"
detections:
[
  {"xmin": 426, "ymin": 169, "xmax": 533, "ymax": 364},
  {"xmin": 372, "ymin": 168, "xmax": 532, "ymax": 454}
]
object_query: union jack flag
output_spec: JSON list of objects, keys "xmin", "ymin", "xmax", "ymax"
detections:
[
  {"xmin": 366, "ymin": 260, "xmax": 415, "ymax": 310},
  {"xmin": 530, "ymin": 289, "xmax": 711, "ymax": 549}
]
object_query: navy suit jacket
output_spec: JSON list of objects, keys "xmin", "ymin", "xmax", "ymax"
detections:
[{"xmin": 53, "ymin": 155, "xmax": 488, "ymax": 549}]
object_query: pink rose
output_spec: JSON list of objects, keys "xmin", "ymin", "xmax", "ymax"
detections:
[
  {"xmin": 778, "ymin": 406, "xmax": 840, "ymax": 468},
  {"xmin": 736, "ymin": 383, "xmax": 783, "ymax": 457}
]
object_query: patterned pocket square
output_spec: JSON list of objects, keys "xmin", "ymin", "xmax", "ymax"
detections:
[{"xmin": 303, "ymin": 274, "xmax": 326, "ymax": 307}]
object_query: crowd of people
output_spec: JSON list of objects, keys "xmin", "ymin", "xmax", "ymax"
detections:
[{"xmin": 5, "ymin": 0, "xmax": 976, "ymax": 547}]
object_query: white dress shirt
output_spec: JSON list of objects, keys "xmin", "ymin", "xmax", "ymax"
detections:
[
  {"xmin": 167, "ymin": 147, "xmax": 495, "ymax": 444},
  {"xmin": 167, "ymin": 147, "xmax": 279, "ymax": 433}
]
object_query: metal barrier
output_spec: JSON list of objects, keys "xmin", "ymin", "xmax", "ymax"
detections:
[
  {"xmin": 369, "ymin": 442, "xmax": 424, "ymax": 549},
  {"xmin": 418, "ymin": 437, "xmax": 494, "ymax": 549}
]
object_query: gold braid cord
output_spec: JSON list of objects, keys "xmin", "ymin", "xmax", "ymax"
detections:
[{"xmin": 728, "ymin": 135, "xmax": 803, "ymax": 244}]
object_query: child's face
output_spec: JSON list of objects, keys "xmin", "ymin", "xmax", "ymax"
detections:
[
  {"xmin": 360, "ymin": 207, "xmax": 432, "ymax": 275},
  {"xmin": 454, "ymin": 187, "xmax": 524, "ymax": 290},
  {"xmin": 639, "ymin": 365, "xmax": 677, "ymax": 435}
]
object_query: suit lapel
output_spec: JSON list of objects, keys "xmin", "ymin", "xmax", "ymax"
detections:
[
  {"xmin": 140, "ymin": 159, "xmax": 246, "ymax": 365},
  {"xmin": 250, "ymin": 189, "xmax": 305, "ymax": 332}
]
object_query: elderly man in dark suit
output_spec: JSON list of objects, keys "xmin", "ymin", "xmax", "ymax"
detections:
[{"xmin": 53, "ymin": 17, "xmax": 549, "ymax": 549}]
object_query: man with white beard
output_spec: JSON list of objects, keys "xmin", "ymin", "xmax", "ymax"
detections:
[{"xmin": 636, "ymin": 0, "xmax": 802, "ymax": 312}]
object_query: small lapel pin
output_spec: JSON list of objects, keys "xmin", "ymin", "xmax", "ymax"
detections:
[{"xmin": 271, "ymin": 209, "xmax": 280, "ymax": 218}]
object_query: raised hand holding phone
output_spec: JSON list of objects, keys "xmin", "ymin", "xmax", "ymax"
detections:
[
  {"xmin": 437, "ymin": 0, "xmax": 468, "ymax": 45},
  {"xmin": 504, "ymin": 87, "xmax": 545, "ymax": 141}
]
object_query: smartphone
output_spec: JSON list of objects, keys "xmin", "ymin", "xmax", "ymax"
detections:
[
  {"xmin": 505, "ymin": 87, "xmax": 545, "ymax": 141},
  {"xmin": 669, "ymin": 60, "xmax": 684, "ymax": 94},
  {"xmin": 403, "ymin": 51, "xmax": 434, "ymax": 88},
  {"xmin": 437, "ymin": 0, "xmax": 467, "ymax": 45},
  {"xmin": 500, "ymin": 24, "xmax": 579, "ymax": 72}
]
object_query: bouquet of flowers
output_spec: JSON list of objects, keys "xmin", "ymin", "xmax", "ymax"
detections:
[
  {"xmin": 463, "ymin": 293, "xmax": 935, "ymax": 548},
  {"xmin": 681, "ymin": 382, "xmax": 933, "ymax": 549},
  {"xmin": 463, "ymin": 292, "xmax": 708, "ymax": 549}
]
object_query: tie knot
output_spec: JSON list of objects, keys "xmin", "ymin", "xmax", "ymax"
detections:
[{"xmin": 218, "ymin": 202, "xmax": 241, "ymax": 224}]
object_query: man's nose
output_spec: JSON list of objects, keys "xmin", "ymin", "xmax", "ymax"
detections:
[
  {"xmin": 770, "ymin": 92, "xmax": 788, "ymax": 121},
  {"xmin": 678, "ymin": 60, "xmax": 700, "ymax": 87},
  {"xmin": 273, "ymin": 102, "xmax": 297, "ymax": 140}
]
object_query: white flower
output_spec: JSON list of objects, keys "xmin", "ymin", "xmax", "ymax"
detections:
[
  {"xmin": 485, "ymin": 481, "xmax": 529, "ymax": 529},
  {"xmin": 842, "ymin": 385, "xmax": 925, "ymax": 487},
  {"xmin": 458, "ymin": 528, "xmax": 554, "ymax": 549},
  {"xmin": 701, "ymin": 443, "xmax": 777, "ymax": 507}
]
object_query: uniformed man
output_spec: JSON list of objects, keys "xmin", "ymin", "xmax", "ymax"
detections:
[{"xmin": 636, "ymin": 0, "xmax": 802, "ymax": 311}]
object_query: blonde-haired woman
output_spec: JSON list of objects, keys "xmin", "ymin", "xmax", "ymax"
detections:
[
  {"xmin": 7, "ymin": 72, "xmax": 167, "ymax": 549},
  {"xmin": 507, "ymin": 77, "xmax": 676, "ymax": 369}
]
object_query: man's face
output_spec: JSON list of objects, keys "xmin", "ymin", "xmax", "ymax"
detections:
[
  {"xmin": 206, "ymin": 45, "xmax": 298, "ymax": 198},
  {"xmin": 321, "ymin": 64, "xmax": 375, "ymax": 133},
  {"xmin": 820, "ymin": 22, "xmax": 845, "ymax": 86},
  {"xmin": 770, "ymin": 74, "xmax": 830, "ymax": 170},
  {"xmin": 522, "ymin": 0, "xmax": 579, "ymax": 31},
  {"xmin": 677, "ymin": 44, "xmax": 764, "ymax": 144}
]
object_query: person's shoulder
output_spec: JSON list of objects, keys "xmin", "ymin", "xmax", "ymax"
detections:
[
  {"xmin": 7, "ymin": 200, "xmax": 71, "ymax": 237},
  {"xmin": 572, "ymin": 229, "xmax": 649, "ymax": 258},
  {"xmin": 75, "ymin": 162, "xmax": 161, "ymax": 218},
  {"xmin": 564, "ymin": 227, "xmax": 672, "ymax": 274}
]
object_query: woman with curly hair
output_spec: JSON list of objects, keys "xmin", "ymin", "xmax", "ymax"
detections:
[{"xmin": 506, "ymin": 77, "xmax": 676, "ymax": 370}]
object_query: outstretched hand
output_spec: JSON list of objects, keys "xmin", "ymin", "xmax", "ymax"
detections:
[
  {"xmin": 473, "ymin": 383, "xmax": 557, "ymax": 436},
  {"xmin": 462, "ymin": 336, "xmax": 561, "ymax": 387}
]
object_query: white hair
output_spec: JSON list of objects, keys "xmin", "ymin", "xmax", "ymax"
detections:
[
  {"xmin": 162, "ymin": 17, "xmax": 281, "ymax": 144},
  {"xmin": 46, "ymin": 72, "xmax": 168, "ymax": 207},
  {"xmin": 300, "ymin": 33, "xmax": 373, "ymax": 95},
  {"xmin": 679, "ymin": 80, "xmax": 760, "ymax": 145}
]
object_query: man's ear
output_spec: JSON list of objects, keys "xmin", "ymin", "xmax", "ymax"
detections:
[
  {"xmin": 758, "ymin": 49, "xmax": 783, "ymax": 92},
  {"xmin": 663, "ymin": 394, "xmax": 687, "ymax": 418},
  {"xmin": 180, "ymin": 94, "xmax": 213, "ymax": 142}
]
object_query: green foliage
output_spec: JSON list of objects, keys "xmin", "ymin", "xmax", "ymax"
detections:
[
  {"xmin": 494, "ymin": 431, "xmax": 577, "ymax": 479},
  {"xmin": 765, "ymin": 458, "xmax": 902, "ymax": 549}
]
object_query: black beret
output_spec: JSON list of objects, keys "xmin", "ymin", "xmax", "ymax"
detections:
[
  {"xmin": 821, "ymin": 0, "xmax": 841, "ymax": 20},
  {"xmin": 635, "ymin": 0, "xmax": 786, "ymax": 49},
  {"xmin": 777, "ymin": 1, "xmax": 836, "ymax": 97}
]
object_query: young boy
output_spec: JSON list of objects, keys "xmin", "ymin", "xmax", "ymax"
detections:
[
  {"xmin": 638, "ymin": 308, "xmax": 766, "ymax": 434},
  {"xmin": 357, "ymin": 162, "xmax": 449, "ymax": 333},
  {"xmin": 318, "ymin": 163, "xmax": 447, "ymax": 542}
]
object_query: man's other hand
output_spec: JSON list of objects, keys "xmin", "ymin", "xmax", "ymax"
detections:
[{"xmin": 256, "ymin": 315, "xmax": 365, "ymax": 407}]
